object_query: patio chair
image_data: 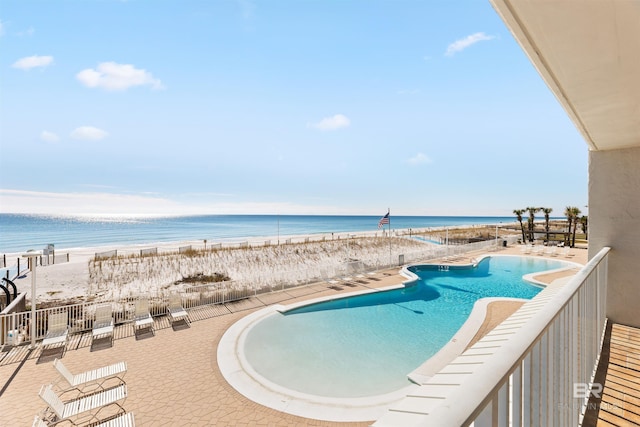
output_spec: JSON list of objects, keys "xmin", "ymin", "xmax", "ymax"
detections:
[
  {"xmin": 34, "ymin": 412, "xmax": 135, "ymax": 427},
  {"xmin": 38, "ymin": 383, "xmax": 127, "ymax": 426},
  {"xmin": 42, "ymin": 312, "xmax": 69, "ymax": 350},
  {"xmin": 133, "ymin": 298, "xmax": 154, "ymax": 335},
  {"xmin": 53, "ymin": 358, "xmax": 126, "ymax": 393},
  {"xmin": 92, "ymin": 303, "xmax": 114, "ymax": 346},
  {"xmin": 168, "ymin": 293, "xmax": 190, "ymax": 326},
  {"xmin": 320, "ymin": 268, "xmax": 342, "ymax": 288}
]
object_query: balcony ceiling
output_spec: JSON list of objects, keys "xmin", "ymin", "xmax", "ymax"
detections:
[{"xmin": 490, "ymin": 0, "xmax": 640, "ymax": 151}]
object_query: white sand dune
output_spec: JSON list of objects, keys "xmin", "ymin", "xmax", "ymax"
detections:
[
  {"xmin": 9, "ymin": 235, "xmax": 434, "ymax": 305},
  {"xmin": 6, "ymin": 224, "xmax": 509, "ymax": 306}
]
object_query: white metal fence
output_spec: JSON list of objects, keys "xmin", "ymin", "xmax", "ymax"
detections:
[
  {"xmin": 374, "ymin": 246, "xmax": 610, "ymax": 427},
  {"xmin": 0, "ymin": 236, "xmax": 515, "ymax": 347},
  {"xmin": 0, "ymin": 280, "xmax": 246, "ymax": 345}
]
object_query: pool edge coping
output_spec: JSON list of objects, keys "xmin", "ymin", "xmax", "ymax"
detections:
[{"xmin": 217, "ymin": 254, "xmax": 583, "ymax": 422}]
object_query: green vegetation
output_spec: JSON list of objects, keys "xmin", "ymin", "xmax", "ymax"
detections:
[
  {"xmin": 513, "ymin": 205, "xmax": 587, "ymax": 247},
  {"xmin": 178, "ymin": 272, "xmax": 230, "ymax": 284}
]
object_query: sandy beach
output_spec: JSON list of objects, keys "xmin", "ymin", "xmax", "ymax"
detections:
[{"xmin": 7, "ymin": 235, "xmax": 434, "ymax": 305}]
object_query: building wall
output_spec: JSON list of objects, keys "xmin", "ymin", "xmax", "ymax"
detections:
[{"xmin": 589, "ymin": 146, "xmax": 640, "ymax": 328}]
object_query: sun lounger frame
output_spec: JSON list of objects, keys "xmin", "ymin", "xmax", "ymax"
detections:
[
  {"xmin": 92, "ymin": 303, "xmax": 115, "ymax": 345},
  {"xmin": 53, "ymin": 358, "xmax": 126, "ymax": 393},
  {"xmin": 167, "ymin": 294, "xmax": 190, "ymax": 326},
  {"xmin": 38, "ymin": 383, "xmax": 127, "ymax": 426},
  {"xmin": 34, "ymin": 412, "xmax": 135, "ymax": 427},
  {"xmin": 133, "ymin": 298, "xmax": 154, "ymax": 334},
  {"xmin": 42, "ymin": 312, "xmax": 69, "ymax": 350}
]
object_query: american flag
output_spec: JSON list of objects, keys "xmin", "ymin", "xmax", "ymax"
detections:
[{"xmin": 378, "ymin": 211, "xmax": 390, "ymax": 229}]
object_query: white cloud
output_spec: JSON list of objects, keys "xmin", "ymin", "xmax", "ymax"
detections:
[
  {"xmin": 0, "ymin": 189, "xmax": 182, "ymax": 217},
  {"xmin": 17, "ymin": 26, "xmax": 35, "ymax": 37},
  {"xmin": 12, "ymin": 55, "xmax": 53, "ymax": 70},
  {"xmin": 309, "ymin": 114, "xmax": 351, "ymax": 131},
  {"xmin": 76, "ymin": 62, "xmax": 164, "ymax": 91},
  {"xmin": 407, "ymin": 153, "xmax": 432, "ymax": 166},
  {"xmin": 0, "ymin": 189, "xmax": 364, "ymax": 217},
  {"xmin": 70, "ymin": 126, "xmax": 108, "ymax": 141},
  {"xmin": 0, "ymin": 20, "xmax": 5, "ymax": 36},
  {"xmin": 40, "ymin": 131, "xmax": 60, "ymax": 143},
  {"xmin": 445, "ymin": 32, "xmax": 495, "ymax": 56}
]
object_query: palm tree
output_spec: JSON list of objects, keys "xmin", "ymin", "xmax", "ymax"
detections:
[
  {"xmin": 564, "ymin": 206, "xmax": 574, "ymax": 246},
  {"xmin": 542, "ymin": 207, "xmax": 553, "ymax": 243},
  {"xmin": 525, "ymin": 206, "xmax": 539, "ymax": 242},
  {"xmin": 513, "ymin": 209, "xmax": 526, "ymax": 243},
  {"xmin": 571, "ymin": 207, "xmax": 582, "ymax": 247},
  {"xmin": 580, "ymin": 215, "xmax": 588, "ymax": 240}
]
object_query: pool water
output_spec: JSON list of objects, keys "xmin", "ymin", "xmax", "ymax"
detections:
[{"xmin": 243, "ymin": 256, "xmax": 570, "ymax": 398}]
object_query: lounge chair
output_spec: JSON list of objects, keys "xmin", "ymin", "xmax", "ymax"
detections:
[
  {"xmin": 92, "ymin": 304, "xmax": 114, "ymax": 346},
  {"xmin": 34, "ymin": 412, "xmax": 135, "ymax": 427},
  {"xmin": 42, "ymin": 312, "xmax": 69, "ymax": 350},
  {"xmin": 133, "ymin": 299, "xmax": 154, "ymax": 335},
  {"xmin": 32, "ymin": 415, "xmax": 47, "ymax": 427},
  {"xmin": 167, "ymin": 294, "xmax": 190, "ymax": 326},
  {"xmin": 38, "ymin": 383, "xmax": 127, "ymax": 426},
  {"xmin": 53, "ymin": 358, "xmax": 126, "ymax": 393},
  {"xmin": 32, "ymin": 412, "xmax": 136, "ymax": 427},
  {"xmin": 95, "ymin": 412, "xmax": 135, "ymax": 427},
  {"xmin": 320, "ymin": 268, "xmax": 342, "ymax": 288}
]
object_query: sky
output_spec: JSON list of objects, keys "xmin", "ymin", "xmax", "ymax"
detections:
[{"xmin": 0, "ymin": 0, "xmax": 588, "ymax": 217}]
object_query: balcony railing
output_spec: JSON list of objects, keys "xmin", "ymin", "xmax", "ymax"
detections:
[{"xmin": 374, "ymin": 246, "xmax": 610, "ymax": 427}]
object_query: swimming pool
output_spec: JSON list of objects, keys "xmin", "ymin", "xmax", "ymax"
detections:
[
  {"xmin": 219, "ymin": 255, "xmax": 575, "ymax": 419},
  {"xmin": 412, "ymin": 235, "xmax": 443, "ymax": 244}
]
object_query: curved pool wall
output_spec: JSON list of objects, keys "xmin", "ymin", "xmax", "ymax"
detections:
[{"xmin": 217, "ymin": 255, "xmax": 580, "ymax": 422}]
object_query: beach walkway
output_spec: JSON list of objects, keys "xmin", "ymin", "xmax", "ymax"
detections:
[{"xmin": 0, "ymin": 246, "xmax": 591, "ymax": 426}]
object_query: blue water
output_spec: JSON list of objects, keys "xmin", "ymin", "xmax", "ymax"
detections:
[
  {"xmin": 244, "ymin": 256, "xmax": 570, "ymax": 398},
  {"xmin": 0, "ymin": 213, "xmax": 517, "ymax": 253},
  {"xmin": 412, "ymin": 236, "xmax": 443, "ymax": 245}
]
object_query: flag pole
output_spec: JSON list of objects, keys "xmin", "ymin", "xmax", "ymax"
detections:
[{"xmin": 388, "ymin": 208, "xmax": 392, "ymax": 266}]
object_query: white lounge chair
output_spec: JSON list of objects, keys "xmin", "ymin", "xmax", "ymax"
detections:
[
  {"xmin": 168, "ymin": 294, "xmax": 189, "ymax": 326},
  {"xmin": 32, "ymin": 415, "xmax": 47, "ymax": 427},
  {"xmin": 42, "ymin": 312, "xmax": 69, "ymax": 350},
  {"xmin": 34, "ymin": 412, "xmax": 135, "ymax": 427},
  {"xmin": 92, "ymin": 304, "xmax": 114, "ymax": 346},
  {"xmin": 95, "ymin": 412, "xmax": 135, "ymax": 427},
  {"xmin": 320, "ymin": 268, "xmax": 342, "ymax": 288},
  {"xmin": 133, "ymin": 299, "xmax": 154, "ymax": 335},
  {"xmin": 53, "ymin": 358, "xmax": 126, "ymax": 393},
  {"xmin": 38, "ymin": 383, "xmax": 127, "ymax": 426}
]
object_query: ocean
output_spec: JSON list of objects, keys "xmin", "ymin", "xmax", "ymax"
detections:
[{"xmin": 0, "ymin": 213, "xmax": 517, "ymax": 254}]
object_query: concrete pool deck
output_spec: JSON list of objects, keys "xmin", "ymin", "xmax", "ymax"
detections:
[{"xmin": 0, "ymin": 245, "xmax": 588, "ymax": 426}]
